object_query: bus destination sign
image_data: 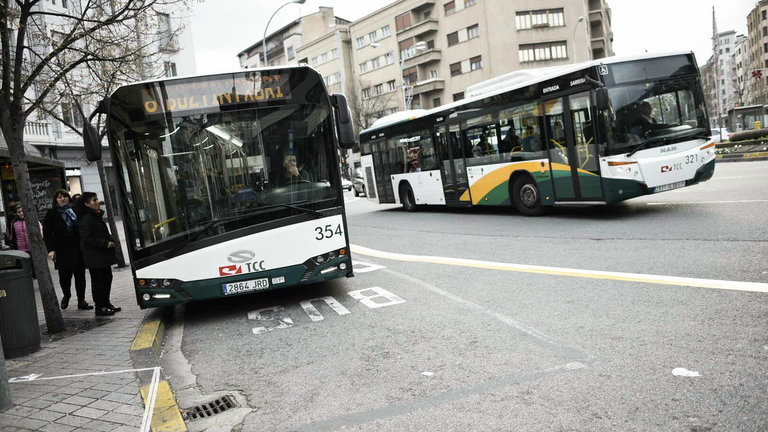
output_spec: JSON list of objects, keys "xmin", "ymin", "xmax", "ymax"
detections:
[{"xmin": 141, "ymin": 72, "xmax": 291, "ymax": 115}]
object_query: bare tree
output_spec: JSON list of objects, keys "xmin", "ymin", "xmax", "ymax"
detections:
[
  {"xmin": 346, "ymin": 78, "xmax": 399, "ymax": 134},
  {"xmin": 0, "ymin": 0, "xmax": 190, "ymax": 333}
]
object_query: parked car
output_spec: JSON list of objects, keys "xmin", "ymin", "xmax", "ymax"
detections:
[
  {"xmin": 341, "ymin": 177, "xmax": 352, "ymax": 192},
  {"xmin": 711, "ymin": 128, "xmax": 732, "ymax": 143},
  {"xmin": 352, "ymin": 173, "xmax": 366, "ymax": 197}
]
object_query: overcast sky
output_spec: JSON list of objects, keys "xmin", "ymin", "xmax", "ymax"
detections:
[{"xmin": 188, "ymin": 0, "xmax": 756, "ymax": 75}]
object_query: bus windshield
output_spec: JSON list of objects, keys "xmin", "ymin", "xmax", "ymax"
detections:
[
  {"xmin": 602, "ymin": 57, "xmax": 709, "ymax": 156},
  {"xmin": 109, "ymin": 102, "xmax": 338, "ymax": 249}
]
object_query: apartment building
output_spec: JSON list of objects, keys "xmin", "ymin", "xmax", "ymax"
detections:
[
  {"xmin": 348, "ymin": 0, "xmax": 613, "ymax": 121},
  {"xmin": 746, "ymin": 0, "xmax": 768, "ymax": 107}
]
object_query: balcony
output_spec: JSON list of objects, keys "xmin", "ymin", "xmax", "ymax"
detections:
[
  {"xmin": 397, "ymin": 19, "xmax": 439, "ymax": 41},
  {"xmin": 412, "ymin": 78, "xmax": 445, "ymax": 95},
  {"xmin": 24, "ymin": 121, "xmax": 50, "ymax": 138},
  {"xmin": 589, "ymin": 10, "xmax": 603, "ymax": 24},
  {"xmin": 402, "ymin": 48, "xmax": 442, "ymax": 69}
]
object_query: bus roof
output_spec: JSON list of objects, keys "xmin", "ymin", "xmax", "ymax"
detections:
[{"xmin": 360, "ymin": 50, "xmax": 695, "ymax": 137}]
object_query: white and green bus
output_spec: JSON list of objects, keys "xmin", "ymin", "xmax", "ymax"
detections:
[
  {"xmin": 359, "ymin": 52, "xmax": 716, "ymax": 215},
  {"xmin": 83, "ymin": 66, "xmax": 356, "ymax": 308}
]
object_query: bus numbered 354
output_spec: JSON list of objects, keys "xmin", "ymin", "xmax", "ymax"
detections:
[
  {"xmin": 359, "ymin": 51, "xmax": 716, "ymax": 216},
  {"xmin": 83, "ymin": 66, "xmax": 357, "ymax": 308}
]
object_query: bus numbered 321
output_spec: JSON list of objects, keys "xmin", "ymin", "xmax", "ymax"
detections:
[
  {"xmin": 83, "ymin": 66, "xmax": 356, "ymax": 308},
  {"xmin": 359, "ymin": 51, "xmax": 716, "ymax": 216}
]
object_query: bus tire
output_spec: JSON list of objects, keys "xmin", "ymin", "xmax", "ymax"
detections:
[
  {"xmin": 400, "ymin": 183, "xmax": 417, "ymax": 212},
  {"xmin": 511, "ymin": 175, "xmax": 547, "ymax": 216}
]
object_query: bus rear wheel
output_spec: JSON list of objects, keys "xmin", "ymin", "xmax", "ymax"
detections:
[
  {"xmin": 400, "ymin": 184, "xmax": 417, "ymax": 212},
  {"xmin": 511, "ymin": 175, "xmax": 547, "ymax": 216}
]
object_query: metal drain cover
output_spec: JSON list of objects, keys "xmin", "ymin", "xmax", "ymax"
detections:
[{"xmin": 184, "ymin": 394, "xmax": 238, "ymax": 421}]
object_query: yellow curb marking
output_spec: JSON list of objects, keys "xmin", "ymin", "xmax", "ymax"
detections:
[
  {"xmin": 141, "ymin": 380, "xmax": 187, "ymax": 432},
  {"xmin": 351, "ymin": 244, "xmax": 768, "ymax": 293},
  {"xmin": 131, "ymin": 320, "xmax": 163, "ymax": 352}
]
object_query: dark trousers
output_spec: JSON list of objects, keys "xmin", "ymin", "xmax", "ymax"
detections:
[
  {"xmin": 88, "ymin": 266, "xmax": 113, "ymax": 309},
  {"xmin": 58, "ymin": 265, "xmax": 87, "ymax": 301}
]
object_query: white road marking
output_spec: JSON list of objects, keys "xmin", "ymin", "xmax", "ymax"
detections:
[
  {"xmin": 348, "ymin": 287, "xmax": 406, "ymax": 309},
  {"xmin": 646, "ymin": 199, "xmax": 768, "ymax": 205},
  {"xmin": 139, "ymin": 367, "xmax": 161, "ymax": 432},
  {"xmin": 300, "ymin": 296, "xmax": 351, "ymax": 321},
  {"xmin": 8, "ymin": 367, "xmax": 158, "ymax": 383},
  {"xmin": 351, "ymin": 244, "xmax": 768, "ymax": 294},
  {"xmin": 352, "ymin": 260, "xmax": 386, "ymax": 273}
]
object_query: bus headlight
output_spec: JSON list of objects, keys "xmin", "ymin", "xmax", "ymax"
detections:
[{"xmin": 142, "ymin": 294, "xmax": 151, "ymax": 301}]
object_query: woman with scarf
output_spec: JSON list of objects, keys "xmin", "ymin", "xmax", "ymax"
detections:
[
  {"xmin": 76, "ymin": 192, "xmax": 120, "ymax": 316},
  {"xmin": 44, "ymin": 189, "xmax": 93, "ymax": 310}
]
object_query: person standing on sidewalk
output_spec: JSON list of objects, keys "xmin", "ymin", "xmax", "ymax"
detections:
[
  {"xmin": 44, "ymin": 189, "xmax": 93, "ymax": 311},
  {"xmin": 8, "ymin": 204, "xmax": 43, "ymax": 278},
  {"xmin": 77, "ymin": 192, "xmax": 121, "ymax": 317}
]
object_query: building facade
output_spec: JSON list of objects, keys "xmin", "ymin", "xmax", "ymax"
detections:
[
  {"xmin": 348, "ymin": 0, "xmax": 613, "ymax": 119},
  {"xmin": 3, "ymin": 0, "xmax": 195, "ymax": 223}
]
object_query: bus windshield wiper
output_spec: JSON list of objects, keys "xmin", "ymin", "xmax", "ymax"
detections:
[
  {"xmin": 165, "ymin": 214, "xmax": 246, "ymax": 258},
  {"xmin": 258, "ymin": 203, "xmax": 323, "ymax": 218}
]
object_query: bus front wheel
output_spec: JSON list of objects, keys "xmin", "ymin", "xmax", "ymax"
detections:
[
  {"xmin": 511, "ymin": 176, "xmax": 547, "ymax": 216},
  {"xmin": 400, "ymin": 184, "xmax": 417, "ymax": 212}
]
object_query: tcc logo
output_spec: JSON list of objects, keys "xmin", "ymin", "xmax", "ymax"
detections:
[
  {"xmin": 219, "ymin": 265, "xmax": 243, "ymax": 276},
  {"xmin": 661, "ymin": 165, "xmax": 673, "ymax": 173}
]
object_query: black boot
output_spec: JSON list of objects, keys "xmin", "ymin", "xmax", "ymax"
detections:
[
  {"xmin": 95, "ymin": 307, "xmax": 115, "ymax": 317},
  {"xmin": 60, "ymin": 296, "xmax": 70, "ymax": 309},
  {"xmin": 78, "ymin": 301, "xmax": 94, "ymax": 310},
  {"xmin": 107, "ymin": 303, "xmax": 121, "ymax": 312}
]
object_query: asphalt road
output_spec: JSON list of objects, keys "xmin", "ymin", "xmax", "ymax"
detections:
[{"xmin": 171, "ymin": 160, "xmax": 768, "ymax": 432}]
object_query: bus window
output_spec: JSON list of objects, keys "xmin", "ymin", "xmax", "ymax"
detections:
[
  {"xmin": 500, "ymin": 102, "xmax": 547, "ymax": 161},
  {"xmin": 465, "ymin": 119, "xmax": 499, "ymax": 167}
]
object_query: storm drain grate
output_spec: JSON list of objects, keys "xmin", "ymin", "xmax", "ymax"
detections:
[{"xmin": 184, "ymin": 395, "xmax": 237, "ymax": 421}]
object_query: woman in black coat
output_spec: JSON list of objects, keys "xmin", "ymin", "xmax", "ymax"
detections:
[
  {"xmin": 43, "ymin": 189, "xmax": 92, "ymax": 310},
  {"xmin": 77, "ymin": 191, "xmax": 120, "ymax": 316}
]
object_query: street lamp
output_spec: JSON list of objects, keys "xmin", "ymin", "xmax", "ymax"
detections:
[
  {"xmin": 262, "ymin": 0, "xmax": 306, "ymax": 67},
  {"xmin": 371, "ymin": 40, "xmax": 427, "ymax": 110},
  {"xmin": 329, "ymin": 22, "xmax": 346, "ymax": 95},
  {"xmin": 572, "ymin": 16, "xmax": 585, "ymax": 63}
]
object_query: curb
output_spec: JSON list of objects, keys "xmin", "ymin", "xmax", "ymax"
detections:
[
  {"xmin": 717, "ymin": 152, "xmax": 768, "ymax": 162},
  {"xmin": 130, "ymin": 307, "xmax": 187, "ymax": 432}
]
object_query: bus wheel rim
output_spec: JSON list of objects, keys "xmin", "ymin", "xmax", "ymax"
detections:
[{"xmin": 520, "ymin": 184, "xmax": 538, "ymax": 207}]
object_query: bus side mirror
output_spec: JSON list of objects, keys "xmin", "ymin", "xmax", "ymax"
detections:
[
  {"xmin": 83, "ymin": 123, "xmax": 102, "ymax": 161},
  {"xmin": 331, "ymin": 93, "xmax": 357, "ymax": 150},
  {"xmin": 595, "ymin": 87, "xmax": 610, "ymax": 111}
]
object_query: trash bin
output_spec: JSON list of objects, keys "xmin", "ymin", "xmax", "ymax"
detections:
[{"xmin": 0, "ymin": 251, "xmax": 40, "ymax": 359}]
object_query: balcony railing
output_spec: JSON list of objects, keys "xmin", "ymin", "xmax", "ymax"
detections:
[
  {"xmin": 412, "ymin": 78, "xmax": 445, "ymax": 95},
  {"xmin": 402, "ymin": 48, "xmax": 441, "ymax": 69},
  {"xmin": 397, "ymin": 19, "xmax": 439, "ymax": 41},
  {"xmin": 24, "ymin": 121, "xmax": 50, "ymax": 138}
]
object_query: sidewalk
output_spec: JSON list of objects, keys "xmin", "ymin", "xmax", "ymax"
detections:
[{"xmin": 1, "ymin": 259, "xmax": 148, "ymax": 432}]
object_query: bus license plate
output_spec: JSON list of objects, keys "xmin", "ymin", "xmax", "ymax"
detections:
[
  {"xmin": 222, "ymin": 278, "xmax": 269, "ymax": 295},
  {"xmin": 653, "ymin": 181, "xmax": 685, "ymax": 193}
]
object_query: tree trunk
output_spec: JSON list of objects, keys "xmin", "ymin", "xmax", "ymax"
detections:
[
  {"xmin": 96, "ymin": 160, "xmax": 126, "ymax": 267},
  {"xmin": 6, "ymin": 117, "xmax": 65, "ymax": 334}
]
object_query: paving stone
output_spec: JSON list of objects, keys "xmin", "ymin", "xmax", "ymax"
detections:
[
  {"xmin": 71, "ymin": 406, "xmax": 107, "ymax": 419},
  {"xmin": 56, "ymin": 415, "xmax": 93, "ymax": 427},
  {"xmin": 82, "ymin": 419, "xmax": 121, "ymax": 431},
  {"xmin": 76, "ymin": 389, "xmax": 109, "ymax": 399},
  {"xmin": 20, "ymin": 398, "xmax": 54, "ymax": 410},
  {"xmin": 47, "ymin": 402, "xmax": 81, "ymax": 414},
  {"xmin": 86, "ymin": 399, "xmax": 121, "ymax": 411},
  {"xmin": 101, "ymin": 392, "xmax": 135, "ymax": 403},
  {"xmin": 39, "ymin": 423, "xmax": 76, "ymax": 432},
  {"xmin": 101, "ymin": 411, "xmax": 141, "ymax": 426},
  {"xmin": 61, "ymin": 395, "xmax": 97, "ymax": 406},
  {"xmin": 1, "ymin": 405, "xmax": 39, "ymax": 417},
  {"xmin": 28, "ymin": 409, "xmax": 65, "ymax": 422},
  {"xmin": 113, "ymin": 404, "xmax": 144, "ymax": 416},
  {"xmin": 38, "ymin": 393, "xmax": 70, "ymax": 402}
]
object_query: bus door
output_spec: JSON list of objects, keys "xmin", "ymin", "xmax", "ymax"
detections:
[
  {"xmin": 436, "ymin": 123, "xmax": 471, "ymax": 206},
  {"xmin": 543, "ymin": 92, "xmax": 602, "ymax": 201}
]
